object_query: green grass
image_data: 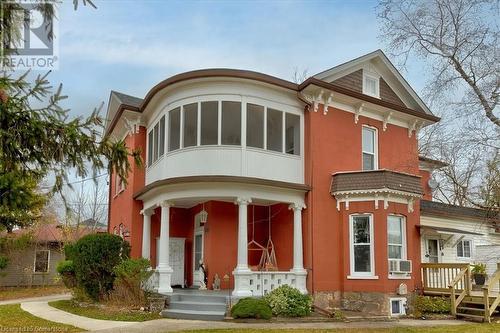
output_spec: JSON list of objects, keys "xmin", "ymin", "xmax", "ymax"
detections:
[
  {"xmin": 0, "ymin": 303, "xmax": 81, "ymax": 332},
  {"xmin": 49, "ymin": 299, "xmax": 161, "ymax": 322},
  {"xmin": 177, "ymin": 326, "xmax": 500, "ymax": 333}
]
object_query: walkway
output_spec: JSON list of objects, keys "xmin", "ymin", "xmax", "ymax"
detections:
[
  {"xmin": 0, "ymin": 293, "xmax": 72, "ymax": 305},
  {"xmin": 20, "ymin": 299, "xmax": 135, "ymax": 331},
  {"xmin": 92, "ymin": 318, "xmax": 468, "ymax": 333}
]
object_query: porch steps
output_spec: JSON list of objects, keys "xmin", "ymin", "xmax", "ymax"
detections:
[
  {"xmin": 455, "ymin": 297, "xmax": 499, "ymax": 322},
  {"xmin": 161, "ymin": 292, "xmax": 227, "ymax": 321}
]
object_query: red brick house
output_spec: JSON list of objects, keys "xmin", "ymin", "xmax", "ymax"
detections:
[{"xmin": 105, "ymin": 50, "xmax": 496, "ymax": 317}]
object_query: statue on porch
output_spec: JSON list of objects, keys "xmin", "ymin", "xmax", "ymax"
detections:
[
  {"xmin": 198, "ymin": 259, "xmax": 207, "ymax": 290},
  {"xmin": 213, "ymin": 273, "xmax": 221, "ymax": 291}
]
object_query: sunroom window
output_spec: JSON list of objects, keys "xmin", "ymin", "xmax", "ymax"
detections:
[
  {"xmin": 169, "ymin": 107, "xmax": 181, "ymax": 151},
  {"xmin": 221, "ymin": 101, "xmax": 241, "ymax": 145},
  {"xmin": 350, "ymin": 214, "xmax": 374, "ymax": 276},
  {"xmin": 147, "ymin": 130, "xmax": 154, "ymax": 166},
  {"xmin": 183, "ymin": 103, "xmax": 198, "ymax": 148},
  {"xmin": 285, "ymin": 113, "xmax": 300, "ymax": 155},
  {"xmin": 246, "ymin": 103, "xmax": 264, "ymax": 149},
  {"xmin": 362, "ymin": 126, "xmax": 377, "ymax": 170},
  {"xmin": 159, "ymin": 115, "xmax": 165, "ymax": 157},
  {"xmin": 200, "ymin": 101, "xmax": 218, "ymax": 145},
  {"xmin": 267, "ymin": 108, "xmax": 283, "ymax": 152}
]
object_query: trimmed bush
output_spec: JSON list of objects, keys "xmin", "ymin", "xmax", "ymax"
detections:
[
  {"xmin": 56, "ymin": 260, "xmax": 76, "ymax": 288},
  {"xmin": 231, "ymin": 298, "xmax": 272, "ymax": 320},
  {"xmin": 413, "ymin": 296, "xmax": 451, "ymax": 317},
  {"xmin": 264, "ymin": 285, "xmax": 312, "ymax": 317},
  {"xmin": 71, "ymin": 233, "xmax": 130, "ymax": 301}
]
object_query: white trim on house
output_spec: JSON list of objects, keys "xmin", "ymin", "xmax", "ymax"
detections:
[
  {"xmin": 389, "ymin": 297, "xmax": 407, "ymax": 316},
  {"xmin": 349, "ymin": 213, "xmax": 376, "ymax": 278}
]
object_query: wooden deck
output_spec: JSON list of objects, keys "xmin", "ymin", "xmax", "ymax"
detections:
[{"xmin": 422, "ymin": 263, "xmax": 500, "ymax": 322}]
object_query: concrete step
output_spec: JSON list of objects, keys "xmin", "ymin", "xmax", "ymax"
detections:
[
  {"xmin": 170, "ymin": 293, "xmax": 227, "ymax": 304},
  {"xmin": 169, "ymin": 300, "xmax": 227, "ymax": 312},
  {"xmin": 161, "ymin": 309, "xmax": 226, "ymax": 321}
]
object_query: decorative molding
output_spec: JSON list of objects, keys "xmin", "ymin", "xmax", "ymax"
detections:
[
  {"xmin": 313, "ymin": 90, "xmax": 324, "ymax": 113},
  {"xmin": 288, "ymin": 202, "xmax": 306, "ymax": 211},
  {"xmin": 333, "ymin": 188, "xmax": 421, "ymax": 212},
  {"xmin": 323, "ymin": 92, "xmax": 333, "ymax": 115},
  {"xmin": 160, "ymin": 200, "xmax": 173, "ymax": 208},
  {"xmin": 123, "ymin": 115, "xmax": 144, "ymax": 135},
  {"xmin": 408, "ymin": 119, "xmax": 420, "ymax": 138},
  {"xmin": 140, "ymin": 208, "xmax": 155, "ymax": 216},
  {"xmin": 354, "ymin": 103, "xmax": 364, "ymax": 124},
  {"xmin": 383, "ymin": 112, "xmax": 393, "ymax": 131},
  {"xmin": 235, "ymin": 197, "xmax": 252, "ymax": 206}
]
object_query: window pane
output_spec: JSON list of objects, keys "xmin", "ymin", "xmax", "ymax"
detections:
[
  {"xmin": 464, "ymin": 241, "xmax": 471, "ymax": 257},
  {"xmin": 35, "ymin": 251, "xmax": 49, "ymax": 272},
  {"xmin": 365, "ymin": 77, "xmax": 377, "ymax": 95},
  {"xmin": 354, "ymin": 245, "xmax": 371, "ymax": 272},
  {"xmin": 457, "ymin": 242, "xmax": 463, "ymax": 257},
  {"xmin": 353, "ymin": 216, "xmax": 370, "ymax": 244},
  {"xmin": 285, "ymin": 113, "xmax": 300, "ymax": 155},
  {"xmin": 153, "ymin": 123, "xmax": 159, "ymax": 162},
  {"xmin": 148, "ymin": 130, "xmax": 154, "ymax": 166},
  {"xmin": 362, "ymin": 127, "xmax": 374, "ymax": 153},
  {"xmin": 183, "ymin": 103, "xmax": 198, "ymax": 147},
  {"xmin": 246, "ymin": 103, "xmax": 264, "ymax": 148},
  {"xmin": 363, "ymin": 152, "xmax": 374, "ymax": 171},
  {"xmin": 194, "ymin": 234, "xmax": 202, "ymax": 270},
  {"xmin": 159, "ymin": 116, "xmax": 165, "ymax": 157},
  {"xmin": 267, "ymin": 108, "xmax": 283, "ymax": 152},
  {"xmin": 201, "ymin": 101, "xmax": 218, "ymax": 145},
  {"xmin": 169, "ymin": 108, "xmax": 180, "ymax": 151},
  {"xmin": 221, "ymin": 101, "xmax": 241, "ymax": 145},
  {"xmin": 391, "ymin": 300, "xmax": 401, "ymax": 315},
  {"xmin": 388, "ymin": 216, "xmax": 403, "ymax": 245},
  {"xmin": 389, "ymin": 245, "xmax": 402, "ymax": 259}
]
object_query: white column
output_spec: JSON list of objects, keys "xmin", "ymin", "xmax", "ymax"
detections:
[
  {"xmin": 157, "ymin": 201, "xmax": 173, "ymax": 294},
  {"xmin": 289, "ymin": 203, "xmax": 307, "ymax": 294},
  {"xmin": 233, "ymin": 197, "xmax": 252, "ymax": 297},
  {"xmin": 141, "ymin": 209, "xmax": 153, "ymax": 260}
]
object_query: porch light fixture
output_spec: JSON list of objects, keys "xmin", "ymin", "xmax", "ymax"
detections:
[{"xmin": 199, "ymin": 203, "xmax": 208, "ymax": 225}]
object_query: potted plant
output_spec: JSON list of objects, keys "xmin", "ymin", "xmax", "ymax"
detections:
[{"xmin": 471, "ymin": 263, "xmax": 487, "ymax": 285}]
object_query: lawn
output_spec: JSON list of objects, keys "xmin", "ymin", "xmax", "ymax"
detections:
[
  {"xmin": 49, "ymin": 299, "xmax": 161, "ymax": 322},
  {"xmin": 0, "ymin": 285, "xmax": 69, "ymax": 301},
  {"xmin": 0, "ymin": 303, "xmax": 80, "ymax": 332},
  {"xmin": 177, "ymin": 326, "xmax": 500, "ymax": 333}
]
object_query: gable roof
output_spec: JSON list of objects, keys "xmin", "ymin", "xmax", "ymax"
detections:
[
  {"xmin": 312, "ymin": 49, "xmax": 434, "ymax": 117},
  {"xmin": 110, "ymin": 90, "xmax": 143, "ymax": 108}
]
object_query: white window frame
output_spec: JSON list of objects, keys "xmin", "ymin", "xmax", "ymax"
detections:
[
  {"xmin": 363, "ymin": 71, "xmax": 380, "ymax": 98},
  {"xmin": 33, "ymin": 249, "xmax": 50, "ymax": 273},
  {"xmin": 115, "ymin": 173, "xmax": 125, "ymax": 195},
  {"xmin": 389, "ymin": 297, "xmax": 407, "ymax": 316},
  {"xmin": 348, "ymin": 214, "xmax": 377, "ymax": 279},
  {"xmin": 387, "ymin": 215, "xmax": 407, "ymax": 260},
  {"xmin": 456, "ymin": 239, "xmax": 472, "ymax": 259},
  {"xmin": 362, "ymin": 125, "xmax": 378, "ymax": 171}
]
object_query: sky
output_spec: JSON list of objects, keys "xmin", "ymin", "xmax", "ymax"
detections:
[{"xmin": 49, "ymin": 0, "xmax": 427, "ymax": 119}]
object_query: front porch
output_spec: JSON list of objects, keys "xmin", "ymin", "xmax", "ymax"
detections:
[{"xmin": 137, "ymin": 183, "xmax": 308, "ymax": 298}]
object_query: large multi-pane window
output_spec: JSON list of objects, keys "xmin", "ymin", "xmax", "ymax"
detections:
[
  {"xmin": 169, "ymin": 107, "xmax": 180, "ymax": 151},
  {"xmin": 267, "ymin": 108, "xmax": 283, "ymax": 152},
  {"xmin": 221, "ymin": 101, "xmax": 241, "ymax": 145},
  {"xmin": 350, "ymin": 214, "xmax": 374, "ymax": 276},
  {"xmin": 285, "ymin": 113, "xmax": 300, "ymax": 155},
  {"xmin": 388, "ymin": 215, "xmax": 406, "ymax": 260},
  {"xmin": 246, "ymin": 103, "xmax": 264, "ymax": 149},
  {"xmin": 201, "ymin": 101, "xmax": 218, "ymax": 145},
  {"xmin": 183, "ymin": 103, "xmax": 198, "ymax": 147},
  {"xmin": 362, "ymin": 126, "xmax": 377, "ymax": 170}
]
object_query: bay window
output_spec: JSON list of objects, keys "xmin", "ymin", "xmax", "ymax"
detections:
[
  {"xmin": 201, "ymin": 101, "xmax": 218, "ymax": 145},
  {"xmin": 221, "ymin": 101, "xmax": 241, "ymax": 145},
  {"xmin": 362, "ymin": 126, "xmax": 377, "ymax": 170},
  {"xmin": 285, "ymin": 113, "xmax": 300, "ymax": 155},
  {"xmin": 147, "ymin": 130, "xmax": 154, "ymax": 166},
  {"xmin": 169, "ymin": 107, "xmax": 180, "ymax": 151},
  {"xmin": 159, "ymin": 115, "xmax": 165, "ymax": 157},
  {"xmin": 350, "ymin": 214, "xmax": 375, "ymax": 277},
  {"xmin": 246, "ymin": 103, "xmax": 264, "ymax": 148},
  {"xmin": 183, "ymin": 103, "xmax": 198, "ymax": 148},
  {"xmin": 388, "ymin": 215, "xmax": 406, "ymax": 260},
  {"xmin": 267, "ymin": 108, "xmax": 283, "ymax": 152}
]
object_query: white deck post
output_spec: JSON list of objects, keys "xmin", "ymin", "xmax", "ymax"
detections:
[
  {"xmin": 141, "ymin": 209, "xmax": 153, "ymax": 260},
  {"xmin": 289, "ymin": 203, "xmax": 307, "ymax": 294},
  {"xmin": 232, "ymin": 197, "xmax": 252, "ymax": 297},
  {"xmin": 157, "ymin": 201, "xmax": 173, "ymax": 294}
]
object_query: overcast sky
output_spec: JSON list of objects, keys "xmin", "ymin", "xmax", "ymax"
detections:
[{"xmin": 49, "ymin": 0, "xmax": 428, "ymax": 119}]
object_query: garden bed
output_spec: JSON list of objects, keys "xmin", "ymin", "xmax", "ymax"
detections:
[{"xmin": 49, "ymin": 299, "xmax": 161, "ymax": 322}]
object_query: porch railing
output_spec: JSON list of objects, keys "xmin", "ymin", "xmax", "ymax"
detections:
[
  {"xmin": 421, "ymin": 263, "xmax": 470, "ymax": 294},
  {"xmin": 448, "ymin": 265, "xmax": 471, "ymax": 316},
  {"xmin": 483, "ymin": 267, "xmax": 500, "ymax": 323}
]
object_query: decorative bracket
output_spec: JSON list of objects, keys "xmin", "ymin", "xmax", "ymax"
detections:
[
  {"xmin": 407, "ymin": 198, "xmax": 414, "ymax": 213},
  {"xmin": 313, "ymin": 90, "xmax": 324, "ymax": 113},
  {"xmin": 323, "ymin": 92, "xmax": 333, "ymax": 115},
  {"xmin": 123, "ymin": 115, "xmax": 143, "ymax": 135},
  {"xmin": 354, "ymin": 103, "xmax": 364, "ymax": 124},
  {"xmin": 408, "ymin": 120, "xmax": 419, "ymax": 138},
  {"xmin": 383, "ymin": 112, "xmax": 393, "ymax": 131}
]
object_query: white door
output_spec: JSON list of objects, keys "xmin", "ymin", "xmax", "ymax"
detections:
[
  {"xmin": 155, "ymin": 237, "xmax": 185, "ymax": 287},
  {"xmin": 193, "ymin": 213, "xmax": 205, "ymax": 286},
  {"xmin": 426, "ymin": 238, "xmax": 440, "ymax": 263}
]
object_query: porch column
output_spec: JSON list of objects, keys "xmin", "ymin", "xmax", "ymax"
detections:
[
  {"xmin": 141, "ymin": 209, "xmax": 153, "ymax": 260},
  {"xmin": 157, "ymin": 200, "xmax": 173, "ymax": 294},
  {"xmin": 233, "ymin": 197, "xmax": 252, "ymax": 297},
  {"xmin": 289, "ymin": 203, "xmax": 307, "ymax": 294}
]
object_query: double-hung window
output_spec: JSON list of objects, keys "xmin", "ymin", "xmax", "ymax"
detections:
[
  {"xmin": 362, "ymin": 126, "xmax": 377, "ymax": 170},
  {"xmin": 34, "ymin": 250, "xmax": 50, "ymax": 273},
  {"xmin": 387, "ymin": 215, "xmax": 406, "ymax": 260},
  {"xmin": 349, "ymin": 214, "xmax": 375, "ymax": 277},
  {"xmin": 457, "ymin": 240, "xmax": 471, "ymax": 258}
]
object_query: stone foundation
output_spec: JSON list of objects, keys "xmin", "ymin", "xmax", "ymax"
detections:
[{"xmin": 314, "ymin": 291, "xmax": 413, "ymax": 316}]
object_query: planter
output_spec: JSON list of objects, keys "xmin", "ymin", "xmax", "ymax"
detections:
[{"xmin": 473, "ymin": 273, "xmax": 487, "ymax": 286}]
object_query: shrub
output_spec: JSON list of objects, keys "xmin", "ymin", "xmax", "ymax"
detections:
[
  {"xmin": 56, "ymin": 260, "xmax": 76, "ymax": 288},
  {"xmin": 264, "ymin": 285, "xmax": 312, "ymax": 317},
  {"xmin": 71, "ymin": 233, "xmax": 130, "ymax": 301},
  {"xmin": 0, "ymin": 255, "xmax": 9, "ymax": 270},
  {"xmin": 231, "ymin": 298, "xmax": 272, "ymax": 320},
  {"xmin": 413, "ymin": 296, "xmax": 451, "ymax": 317},
  {"xmin": 108, "ymin": 258, "xmax": 153, "ymax": 307}
]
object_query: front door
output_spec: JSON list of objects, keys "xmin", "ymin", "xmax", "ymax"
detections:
[
  {"xmin": 192, "ymin": 213, "xmax": 205, "ymax": 286},
  {"xmin": 426, "ymin": 238, "xmax": 440, "ymax": 263}
]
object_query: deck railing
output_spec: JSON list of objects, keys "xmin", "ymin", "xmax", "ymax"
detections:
[
  {"xmin": 448, "ymin": 265, "xmax": 471, "ymax": 315},
  {"xmin": 483, "ymin": 267, "xmax": 500, "ymax": 322},
  {"xmin": 421, "ymin": 263, "xmax": 470, "ymax": 294}
]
